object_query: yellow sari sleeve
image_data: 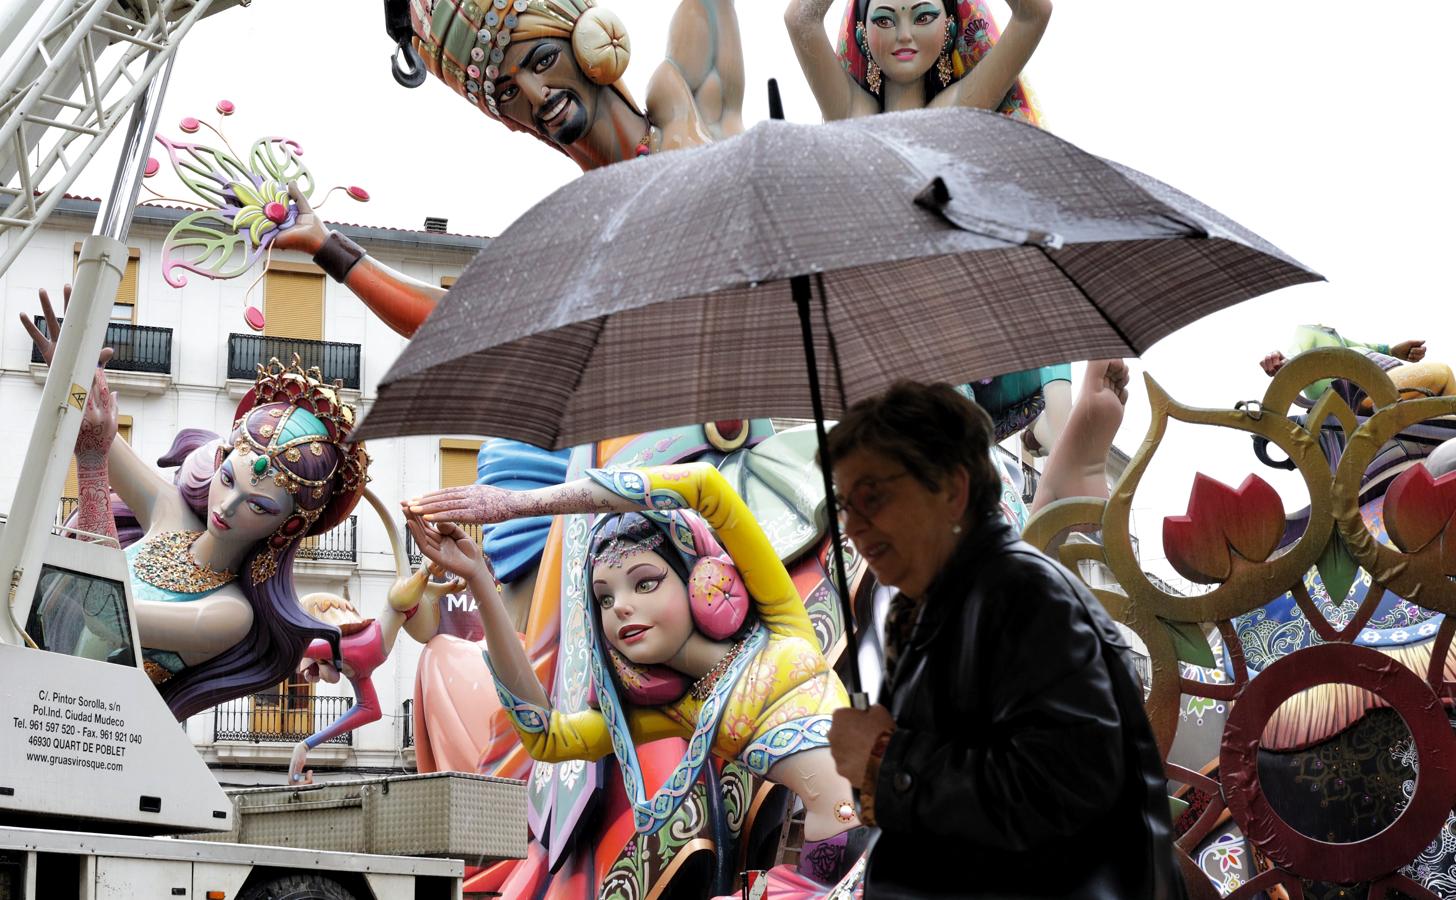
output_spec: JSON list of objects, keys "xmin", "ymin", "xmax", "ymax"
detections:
[
  {"xmin": 598, "ymin": 463, "xmax": 818, "ymax": 644},
  {"xmin": 494, "ymin": 691, "xmax": 685, "ymax": 763}
]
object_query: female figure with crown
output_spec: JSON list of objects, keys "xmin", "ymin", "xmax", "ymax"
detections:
[
  {"xmin": 25, "ymin": 296, "xmax": 367, "ymax": 721},
  {"xmin": 407, "ymin": 461, "xmax": 868, "ymax": 889}
]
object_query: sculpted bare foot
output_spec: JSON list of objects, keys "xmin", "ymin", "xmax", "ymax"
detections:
[{"xmin": 1029, "ymin": 360, "xmax": 1129, "ymax": 515}]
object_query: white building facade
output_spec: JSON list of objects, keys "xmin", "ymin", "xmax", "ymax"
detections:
[{"xmin": 0, "ymin": 197, "xmax": 486, "ymax": 785}]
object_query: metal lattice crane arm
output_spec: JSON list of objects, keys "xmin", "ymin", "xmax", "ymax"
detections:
[{"xmin": 0, "ymin": 0, "xmax": 240, "ymax": 279}]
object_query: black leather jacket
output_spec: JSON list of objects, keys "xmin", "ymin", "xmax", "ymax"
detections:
[{"xmin": 866, "ymin": 517, "xmax": 1185, "ymax": 899}]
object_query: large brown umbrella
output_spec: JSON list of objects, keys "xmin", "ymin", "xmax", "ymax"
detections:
[
  {"xmin": 358, "ymin": 101, "xmax": 1318, "ymax": 696},
  {"xmin": 356, "ymin": 105, "xmax": 1317, "ymax": 447}
]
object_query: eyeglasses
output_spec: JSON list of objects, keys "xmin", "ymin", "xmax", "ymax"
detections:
[{"xmin": 833, "ymin": 471, "xmax": 912, "ymax": 523}]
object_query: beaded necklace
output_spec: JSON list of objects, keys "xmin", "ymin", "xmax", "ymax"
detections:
[{"xmin": 131, "ymin": 530, "xmax": 236, "ymax": 594}]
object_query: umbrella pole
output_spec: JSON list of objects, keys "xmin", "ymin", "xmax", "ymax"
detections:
[{"xmin": 791, "ymin": 272, "xmax": 866, "ymax": 703}]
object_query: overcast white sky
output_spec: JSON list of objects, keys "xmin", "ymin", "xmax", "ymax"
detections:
[{"xmin": 70, "ymin": 1, "xmax": 1456, "ymax": 580}]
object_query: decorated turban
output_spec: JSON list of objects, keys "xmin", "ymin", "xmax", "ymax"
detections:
[{"xmin": 408, "ymin": 0, "xmax": 639, "ymax": 130}]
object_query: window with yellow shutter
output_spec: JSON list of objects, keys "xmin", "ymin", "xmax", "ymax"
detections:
[
  {"xmin": 73, "ymin": 246, "xmax": 139, "ymax": 323},
  {"xmin": 263, "ymin": 268, "xmax": 325, "ymax": 341}
]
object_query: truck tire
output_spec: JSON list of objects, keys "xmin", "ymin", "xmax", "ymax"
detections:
[{"xmin": 237, "ymin": 873, "xmax": 358, "ymax": 900}]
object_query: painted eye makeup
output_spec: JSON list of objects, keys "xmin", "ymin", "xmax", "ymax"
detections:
[
  {"xmin": 635, "ymin": 577, "xmax": 660, "ymax": 594},
  {"xmin": 219, "ymin": 464, "xmax": 234, "ymax": 486},
  {"xmin": 869, "ymin": 12, "xmax": 895, "ymax": 28},
  {"xmin": 534, "ymin": 47, "xmax": 558, "ymax": 74},
  {"xmin": 596, "ymin": 593, "xmax": 615, "ymax": 610}
]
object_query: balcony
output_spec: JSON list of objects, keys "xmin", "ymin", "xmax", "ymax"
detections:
[
  {"xmin": 30, "ymin": 316, "xmax": 173, "ymax": 374},
  {"xmin": 55, "ymin": 497, "xmax": 79, "ymax": 526},
  {"xmin": 213, "ymin": 692, "xmax": 353, "ymax": 746},
  {"xmin": 297, "ymin": 515, "xmax": 357, "ymax": 563},
  {"xmin": 227, "ymin": 333, "xmax": 361, "ymax": 390},
  {"xmin": 28, "ymin": 317, "xmax": 174, "ymax": 395}
]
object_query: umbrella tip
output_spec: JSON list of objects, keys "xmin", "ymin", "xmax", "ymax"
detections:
[{"xmin": 767, "ymin": 79, "xmax": 784, "ymax": 121}]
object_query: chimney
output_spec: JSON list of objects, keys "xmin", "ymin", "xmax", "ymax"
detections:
[{"xmin": 424, "ymin": 216, "xmax": 448, "ymax": 234}]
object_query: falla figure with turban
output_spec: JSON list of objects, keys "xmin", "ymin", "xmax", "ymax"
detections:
[{"xmin": 397, "ymin": 0, "xmax": 743, "ymax": 170}]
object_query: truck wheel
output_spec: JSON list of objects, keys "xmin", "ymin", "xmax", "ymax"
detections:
[{"xmin": 237, "ymin": 874, "xmax": 358, "ymax": 900}]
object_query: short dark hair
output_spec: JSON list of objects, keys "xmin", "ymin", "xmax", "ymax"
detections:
[{"xmin": 823, "ymin": 380, "xmax": 1001, "ymax": 522}]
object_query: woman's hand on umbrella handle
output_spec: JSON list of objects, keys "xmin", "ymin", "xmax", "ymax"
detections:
[
  {"xmin": 21, "ymin": 284, "xmax": 114, "ymax": 368},
  {"xmin": 408, "ymin": 484, "xmax": 517, "ymax": 525}
]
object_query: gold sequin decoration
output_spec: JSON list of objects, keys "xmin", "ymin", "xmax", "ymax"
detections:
[{"xmin": 131, "ymin": 530, "xmax": 235, "ymax": 593}]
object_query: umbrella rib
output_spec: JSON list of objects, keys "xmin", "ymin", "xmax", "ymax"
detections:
[{"xmin": 1036, "ymin": 247, "xmax": 1141, "ymax": 356}]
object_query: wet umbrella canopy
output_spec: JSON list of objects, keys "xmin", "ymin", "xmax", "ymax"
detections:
[{"xmin": 355, "ymin": 106, "xmax": 1320, "ymax": 447}]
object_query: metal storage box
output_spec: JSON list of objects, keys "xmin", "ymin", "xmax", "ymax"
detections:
[{"xmin": 183, "ymin": 772, "xmax": 527, "ymax": 863}]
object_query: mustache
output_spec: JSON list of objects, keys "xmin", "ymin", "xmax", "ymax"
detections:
[{"xmin": 534, "ymin": 89, "xmax": 581, "ymax": 132}]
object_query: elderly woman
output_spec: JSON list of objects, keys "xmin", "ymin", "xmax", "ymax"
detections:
[{"xmin": 823, "ymin": 381, "xmax": 1184, "ymax": 899}]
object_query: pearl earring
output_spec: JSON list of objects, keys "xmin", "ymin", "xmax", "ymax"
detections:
[{"xmin": 951, "ymin": 523, "xmax": 963, "ymax": 535}]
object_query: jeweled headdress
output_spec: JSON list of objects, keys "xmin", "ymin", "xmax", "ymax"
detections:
[{"xmin": 233, "ymin": 357, "xmax": 370, "ymax": 583}]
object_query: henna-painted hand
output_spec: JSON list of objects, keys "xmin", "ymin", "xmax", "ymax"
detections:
[
  {"xmin": 75, "ymin": 368, "xmax": 118, "ymax": 466},
  {"xmin": 21, "ymin": 285, "xmax": 115, "ymax": 367},
  {"xmin": 404, "ymin": 512, "xmax": 490, "ymax": 583},
  {"xmin": 271, "ymin": 182, "xmax": 329, "ymax": 255},
  {"xmin": 408, "ymin": 483, "xmax": 517, "ymax": 525}
]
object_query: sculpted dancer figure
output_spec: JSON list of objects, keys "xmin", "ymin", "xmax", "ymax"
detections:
[
  {"xmin": 25, "ymin": 293, "xmax": 365, "ymax": 720},
  {"xmin": 1259, "ymin": 324, "xmax": 1455, "ymax": 412},
  {"xmin": 408, "ymin": 463, "xmax": 868, "ymax": 885},
  {"xmin": 785, "ymin": 0, "xmax": 1128, "ymax": 496}
]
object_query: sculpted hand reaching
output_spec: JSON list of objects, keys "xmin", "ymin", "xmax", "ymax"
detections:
[
  {"xmin": 408, "ymin": 484, "xmax": 518, "ymax": 526},
  {"xmin": 403, "ymin": 512, "xmax": 489, "ymax": 583},
  {"xmin": 21, "ymin": 284, "xmax": 115, "ymax": 368}
]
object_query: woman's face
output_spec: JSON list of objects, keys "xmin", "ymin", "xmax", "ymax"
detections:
[
  {"xmin": 864, "ymin": 1, "xmax": 948, "ymax": 86},
  {"xmin": 593, "ymin": 548, "xmax": 694, "ymax": 666},
  {"xmin": 206, "ymin": 446, "xmax": 294, "ymax": 547},
  {"xmin": 833, "ymin": 447, "xmax": 966, "ymax": 598}
]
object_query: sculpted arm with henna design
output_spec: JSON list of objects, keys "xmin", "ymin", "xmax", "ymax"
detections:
[
  {"xmin": 407, "ymin": 479, "xmax": 628, "ymax": 526},
  {"xmin": 23, "ymin": 287, "xmax": 174, "ymax": 531},
  {"xmin": 73, "ymin": 368, "xmax": 119, "ymax": 543}
]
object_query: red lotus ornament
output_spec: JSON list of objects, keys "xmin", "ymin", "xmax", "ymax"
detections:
[
  {"xmin": 1163, "ymin": 473, "xmax": 1285, "ymax": 584},
  {"xmin": 1383, "ymin": 464, "xmax": 1456, "ymax": 574}
]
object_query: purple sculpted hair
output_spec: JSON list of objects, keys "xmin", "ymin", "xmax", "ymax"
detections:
[{"xmin": 158, "ymin": 405, "xmax": 341, "ymax": 721}]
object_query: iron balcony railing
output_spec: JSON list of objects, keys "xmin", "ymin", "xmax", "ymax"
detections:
[
  {"xmin": 401, "ymin": 699, "xmax": 414, "ymax": 749},
  {"xmin": 30, "ymin": 316, "xmax": 172, "ymax": 374},
  {"xmin": 56, "ymin": 497, "xmax": 79, "ymax": 526},
  {"xmin": 405, "ymin": 522, "xmax": 485, "ymax": 566},
  {"xmin": 213, "ymin": 692, "xmax": 353, "ymax": 746},
  {"xmin": 297, "ymin": 515, "xmax": 357, "ymax": 563},
  {"xmin": 227, "ymin": 333, "xmax": 361, "ymax": 389}
]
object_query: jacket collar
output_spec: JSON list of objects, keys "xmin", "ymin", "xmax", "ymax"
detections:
[{"xmin": 904, "ymin": 513, "xmax": 1019, "ymax": 651}]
